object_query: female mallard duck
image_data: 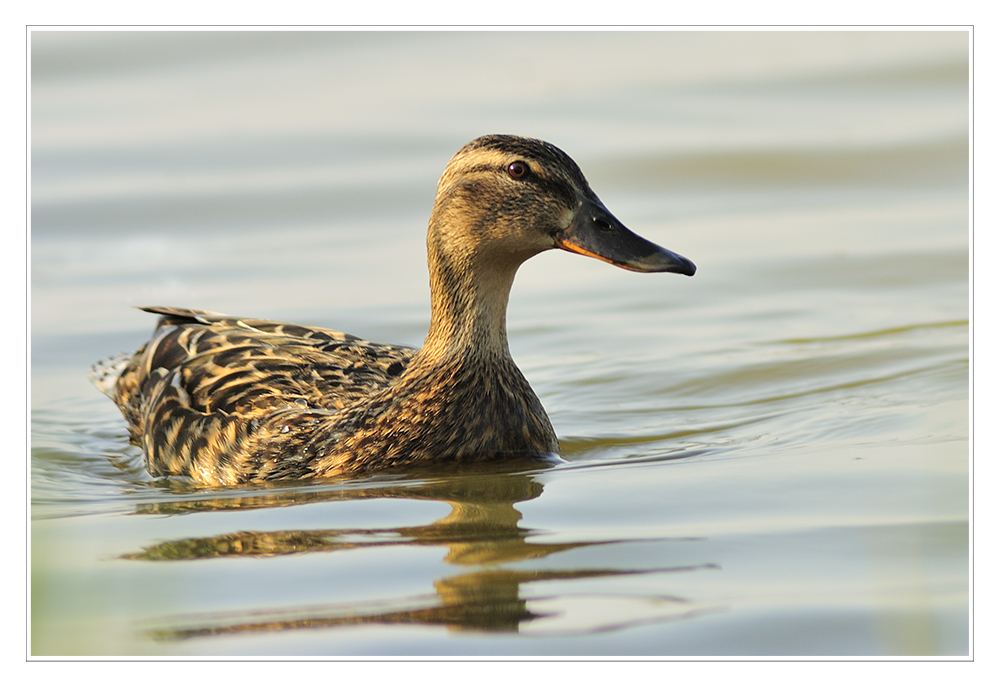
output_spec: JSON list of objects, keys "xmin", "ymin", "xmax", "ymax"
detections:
[{"xmin": 96, "ymin": 135, "xmax": 695, "ymax": 485}]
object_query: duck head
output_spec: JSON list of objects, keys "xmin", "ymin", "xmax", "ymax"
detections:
[
  {"xmin": 428, "ymin": 134, "xmax": 696, "ymax": 277},
  {"xmin": 421, "ymin": 135, "xmax": 695, "ymax": 357}
]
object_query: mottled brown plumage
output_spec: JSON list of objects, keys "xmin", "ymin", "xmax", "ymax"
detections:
[{"xmin": 95, "ymin": 135, "xmax": 695, "ymax": 485}]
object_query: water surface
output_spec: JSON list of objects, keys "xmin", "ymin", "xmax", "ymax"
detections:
[{"xmin": 30, "ymin": 30, "xmax": 969, "ymax": 656}]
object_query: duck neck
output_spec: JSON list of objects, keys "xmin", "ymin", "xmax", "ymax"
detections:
[{"xmin": 418, "ymin": 232, "xmax": 520, "ymax": 365}]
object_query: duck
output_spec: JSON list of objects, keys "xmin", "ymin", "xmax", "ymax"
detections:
[{"xmin": 94, "ymin": 135, "xmax": 696, "ymax": 486}]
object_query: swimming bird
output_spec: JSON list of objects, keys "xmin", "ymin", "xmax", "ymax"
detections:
[{"xmin": 94, "ymin": 135, "xmax": 695, "ymax": 485}]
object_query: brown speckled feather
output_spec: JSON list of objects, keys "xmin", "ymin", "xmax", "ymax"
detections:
[
  {"xmin": 109, "ymin": 307, "xmax": 416, "ymax": 484},
  {"xmin": 96, "ymin": 135, "xmax": 695, "ymax": 485}
]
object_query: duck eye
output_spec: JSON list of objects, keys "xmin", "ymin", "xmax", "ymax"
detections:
[{"xmin": 507, "ymin": 161, "xmax": 529, "ymax": 180}]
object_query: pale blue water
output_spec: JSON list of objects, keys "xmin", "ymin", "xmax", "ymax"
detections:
[{"xmin": 30, "ymin": 30, "xmax": 969, "ymax": 656}]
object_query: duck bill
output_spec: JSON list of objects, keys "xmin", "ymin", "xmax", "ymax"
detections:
[{"xmin": 555, "ymin": 198, "xmax": 696, "ymax": 275}]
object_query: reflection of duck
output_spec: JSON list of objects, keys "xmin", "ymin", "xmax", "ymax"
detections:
[
  {"xmin": 94, "ymin": 135, "xmax": 696, "ymax": 485},
  {"xmin": 126, "ymin": 471, "xmax": 584, "ymax": 564},
  {"xmin": 127, "ymin": 471, "xmax": 720, "ymax": 639}
]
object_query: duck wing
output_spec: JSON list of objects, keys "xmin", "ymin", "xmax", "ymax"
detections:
[
  {"xmin": 119, "ymin": 306, "xmax": 414, "ymax": 413},
  {"xmin": 103, "ymin": 307, "xmax": 415, "ymax": 482}
]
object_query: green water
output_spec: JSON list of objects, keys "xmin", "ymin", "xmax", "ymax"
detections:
[{"xmin": 30, "ymin": 31, "xmax": 969, "ymax": 656}]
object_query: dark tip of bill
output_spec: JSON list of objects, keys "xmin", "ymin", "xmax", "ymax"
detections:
[{"xmin": 649, "ymin": 249, "xmax": 696, "ymax": 276}]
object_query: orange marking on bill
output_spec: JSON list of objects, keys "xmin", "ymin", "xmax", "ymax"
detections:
[{"xmin": 555, "ymin": 239, "xmax": 618, "ymax": 266}]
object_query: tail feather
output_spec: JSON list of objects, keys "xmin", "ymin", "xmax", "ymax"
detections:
[{"xmin": 88, "ymin": 352, "xmax": 132, "ymax": 398}]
